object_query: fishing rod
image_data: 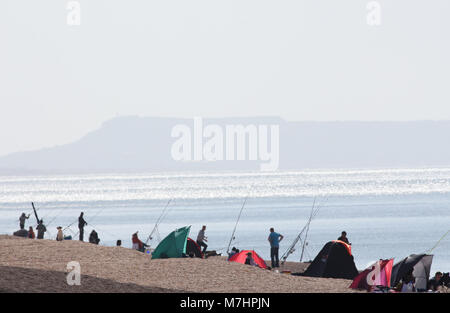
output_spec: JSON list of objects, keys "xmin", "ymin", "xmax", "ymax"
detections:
[
  {"xmin": 298, "ymin": 195, "xmax": 329, "ymax": 261},
  {"xmin": 63, "ymin": 219, "xmax": 78, "ymax": 232},
  {"xmin": 216, "ymin": 240, "xmax": 243, "ymax": 252},
  {"xmin": 31, "ymin": 202, "xmax": 40, "ymax": 225},
  {"xmin": 226, "ymin": 190, "xmax": 251, "ymax": 255},
  {"xmin": 299, "ymin": 198, "xmax": 316, "ymax": 262},
  {"xmin": 145, "ymin": 199, "xmax": 173, "ymax": 246},
  {"xmin": 280, "ymin": 196, "xmax": 323, "ymax": 265},
  {"xmin": 45, "ymin": 206, "xmax": 68, "ymax": 229},
  {"xmin": 83, "ymin": 220, "xmax": 117, "ymax": 239},
  {"xmin": 281, "ymin": 199, "xmax": 315, "ymax": 265},
  {"xmin": 426, "ymin": 229, "xmax": 450, "ymax": 254},
  {"xmin": 72, "ymin": 207, "xmax": 107, "ymax": 238}
]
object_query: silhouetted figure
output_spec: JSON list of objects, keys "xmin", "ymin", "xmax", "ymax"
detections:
[
  {"xmin": 36, "ymin": 220, "xmax": 46, "ymax": 239},
  {"xmin": 78, "ymin": 212, "xmax": 87, "ymax": 241},
  {"xmin": 19, "ymin": 213, "xmax": 30, "ymax": 230},
  {"xmin": 116, "ymin": 240, "xmax": 122, "ymax": 247},
  {"xmin": 338, "ymin": 231, "xmax": 350, "ymax": 245},
  {"xmin": 89, "ymin": 230, "xmax": 100, "ymax": 245}
]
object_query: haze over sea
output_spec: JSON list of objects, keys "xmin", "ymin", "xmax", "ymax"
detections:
[{"xmin": 1, "ymin": 168, "xmax": 449, "ymax": 273}]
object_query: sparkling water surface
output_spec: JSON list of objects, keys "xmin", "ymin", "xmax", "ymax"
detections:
[{"xmin": 1, "ymin": 168, "xmax": 449, "ymax": 273}]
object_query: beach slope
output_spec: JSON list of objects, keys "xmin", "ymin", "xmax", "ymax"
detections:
[{"xmin": 0, "ymin": 236, "xmax": 357, "ymax": 293}]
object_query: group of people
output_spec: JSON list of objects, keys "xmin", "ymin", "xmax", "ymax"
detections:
[
  {"xmin": 395, "ymin": 270, "xmax": 448, "ymax": 292},
  {"xmin": 19, "ymin": 213, "xmax": 47, "ymax": 239},
  {"xmin": 128, "ymin": 225, "xmax": 210, "ymax": 254},
  {"xmin": 235, "ymin": 229, "xmax": 349, "ymax": 269},
  {"xmin": 16, "ymin": 214, "xmax": 450, "ymax": 290},
  {"xmin": 17, "ymin": 211, "xmax": 100, "ymax": 245}
]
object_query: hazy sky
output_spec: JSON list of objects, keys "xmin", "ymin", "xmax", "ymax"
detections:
[{"xmin": 1, "ymin": 0, "xmax": 449, "ymax": 156}]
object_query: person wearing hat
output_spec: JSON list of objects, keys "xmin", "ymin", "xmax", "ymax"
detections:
[{"xmin": 56, "ymin": 226, "xmax": 64, "ymax": 241}]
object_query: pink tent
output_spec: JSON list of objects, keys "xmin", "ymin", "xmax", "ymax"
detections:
[{"xmin": 350, "ymin": 259, "xmax": 394, "ymax": 290}]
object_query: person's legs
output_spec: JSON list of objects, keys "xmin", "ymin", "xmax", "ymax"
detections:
[
  {"xmin": 270, "ymin": 247, "xmax": 276, "ymax": 268},
  {"xmin": 20, "ymin": 223, "xmax": 25, "ymax": 230},
  {"xmin": 197, "ymin": 241, "xmax": 207, "ymax": 253},
  {"xmin": 79, "ymin": 228, "xmax": 84, "ymax": 241},
  {"xmin": 274, "ymin": 247, "xmax": 279, "ymax": 267}
]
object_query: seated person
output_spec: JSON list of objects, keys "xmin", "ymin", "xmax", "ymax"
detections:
[
  {"xmin": 428, "ymin": 272, "xmax": 443, "ymax": 291},
  {"xmin": 132, "ymin": 232, "xmax": 148, "ymax": 252},
  {"xmin": 245, "ymin": 252, "xmax": 257, "ymax": 266},
  {"xmin": 89, "ymin": 230, "xmax": 100, "ymax": 245},
  {"xmin": 227, "ymin": 247, "xmax": 238, "ymax": 260}
]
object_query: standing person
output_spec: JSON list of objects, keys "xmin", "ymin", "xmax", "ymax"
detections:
[
  {"xmin": 338, "ymin": 231, "xmax": 350, "ymax": 245},
  {"xmin": 36, "ymin": 220, "xmax": 46, "ymax": 239},
  {"xmin": 196, "ymin": 225, "xmax": 208, "ymax": 254},
  {"xmin": 19, "ymin": 213, "xmax": 30, "ymax": 230},
  {"xmin": 78, "ymin": 212, "xmax": 87, "ymax": 241},
  {"xmin": 28, "ymin": 226, "xmax": 35, "ymax": 239},
  {"xmin": 268, "ymin": 228, "xmax": 283, "ymax": 268}
]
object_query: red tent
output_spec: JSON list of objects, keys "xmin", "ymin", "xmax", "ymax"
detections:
[
  {"xmin": 350, "ymin": 259, "xmax": 394, "ymax": 290},
  {"xmin": 228, "ymin": 250, "xmax": 268, "ymax": 269},
  {"xmin": 186, "ymin": 237, "xmax": 203, "ymax": 258}
]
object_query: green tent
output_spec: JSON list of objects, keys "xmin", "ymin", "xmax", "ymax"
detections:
[{"xmin": 151, "ymin": 226, "xmax": 191, "ymax": 259}]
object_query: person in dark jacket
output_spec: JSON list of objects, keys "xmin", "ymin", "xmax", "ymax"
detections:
[
  {"xmin": 89, "ymin": 230, "xmax": 100, "ymax": 245},
  {"xmin": 78, "ymin": 212, "xmax": 87, "ymax": 241},
  {"xmin": 338, "ymin": 231, "xmax": 350, "ymax": 245},
  {"xmin": 19, "ymin": 213, "xmax": 30, "ymax": 230},
  {"xmin": 36, "ymin": 220, "xmax": 46, "ymax": 239},
  {"xmin": 428, "ymin": 272, "xmax": 443, "ymax": 291}
]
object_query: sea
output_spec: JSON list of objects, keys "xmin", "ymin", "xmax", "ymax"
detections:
[{"xmin": 1, "ymin": 168, "xmax": 449, "ymax": 273}]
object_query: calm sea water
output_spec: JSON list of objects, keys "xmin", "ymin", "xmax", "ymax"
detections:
[{"xmin": 1, "ymin": 168, "xmax": 449, "ymax": 273}]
